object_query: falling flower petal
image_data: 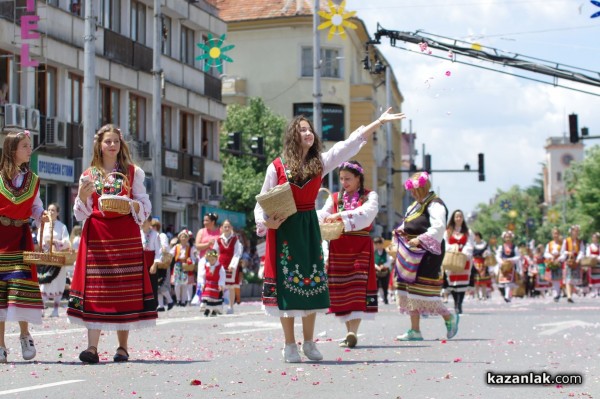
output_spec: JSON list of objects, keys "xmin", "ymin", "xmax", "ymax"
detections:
[{"xmin": 190, "ymin": 379, "xmax": 202, "ymax": 386}]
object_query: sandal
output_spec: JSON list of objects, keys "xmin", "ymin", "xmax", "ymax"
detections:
[
  {"xmin": 113, "ymin": 346, "xmax": 129, "ymax": 362},
  {"xmin": 79, "ymin": 346, "xmax": 99, "ymax": 364}
]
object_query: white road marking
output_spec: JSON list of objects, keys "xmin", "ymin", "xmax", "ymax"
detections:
[
  {"xmin": 535, "ymin": 320, "xmax": 597, "ymax": 336},
  {"xmin": 0, "ymin": 380, "xmax": 84, "ymax": 396},
  {"xmin": 219, "ymin": 321, "xmax": 281, "ymax": 335}
]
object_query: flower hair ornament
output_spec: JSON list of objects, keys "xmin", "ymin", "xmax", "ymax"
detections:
[
  {"xmin": 501, "ymin": 230, "xmax": 514, "ymax": 240},
  {"xmin": 17, "ymin": 130, "xmax": 32, "ymax": 139},
  {"xmin": 205, "ymin": 249, "xmax": 218, "ymax": 258},
  {"xmin": 339, "ymin": 162, "xmax": 364, "ymax": 175},
  {"xmin": 404, "ymin": 172, "xmax": 429, "ymax": 191}
]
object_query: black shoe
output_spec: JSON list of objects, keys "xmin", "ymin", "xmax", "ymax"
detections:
[
  {"xmin": 79, "ymin": 347, "xmax": 99, "ymax": 364},
  {"xmin": 210, "ymin": 310, "xmax": 218, "ymax": 317},
  {"xmin": 156, "ymin": 306, "xmax": 166, "ymax": 312},
  {"xmin": 567, "ymin": 298, "xmax": 574, "ymax": 303},
  {"xmin": 181, "ymin": 301, "xmax": 188, "ymax": 307},
  {"xmin": 204, "ymin": 309, "xmax": 210, "ymax": 317},
  {"xmin": 113, "ymin": 347, "xmax": 129, "ymax": 362},
  {"xmin": 554, "ymin": 296, "xmax": 560, "ymax": 303},
  {"xmin": 167, "ymin": 302, "xmax": 175, "ymax": 311}
]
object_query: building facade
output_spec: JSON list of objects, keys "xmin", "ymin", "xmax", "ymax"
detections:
[
  {"xmin": 0, "ymin": 0, "xmax": 227, "ymax": 234},
  {"xmin": 543, "ymin": 136, "xmax": 584, "ymax": 205}
]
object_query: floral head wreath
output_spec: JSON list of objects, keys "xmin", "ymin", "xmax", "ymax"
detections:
[
  {"xmin": 501, "ymin": 230, "xmax": 514, "ymax": 240},
  {"xmin": 339, "ymin": 162, "xmax": 364, "ymax": 175},
  {"xmin": 404, "ymin": 172, "xmax": 429, "ymax": 191},
  {"xmin": 569, "ymin": 224, "xmax": 580, "ymax": 233},
  {"xmin": 206, "ymin": 249, "xmax": 218, "ymax": 258},
  {"xmin": 178, "ymin": 229, "xmax": 193, "ymax": 239},
  {"xmin": 95, "ymin": 125, "xmax": 124, "ymax": 141},
  {"xmin": 17, "ymin": 130, "xmax": 32, "ymax": 139}
]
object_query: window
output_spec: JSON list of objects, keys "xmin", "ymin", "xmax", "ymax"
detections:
[
  {"xmin": 99, "ymin": 0, "xmax": 121, "ymax": 33},
  {"xmin": 161, "ymin": 16, "xmax": 171, "ymax": 56},
  {"xmin": 128, "ymin": 94, "xmax": 146, "ymax": 141},
  {"xmin": 180, "ymin": 112, "xmax": 193, "ymax": 153},
  {"xmin": 201, "ymin": 118, "xmax": 217, "ymax": 160},
  {"xmin": 100, "ymin": 84, "xmax": 120, "ymax": 126},
  {"xmin": 130, "ymin": 0, "xmax": 146, "ymax": 44},
  {"xmin": 557, "ymin": 172, "xmax": 562, "ymax": 182},
  {"xmin": 35, "ymin": 65, "xmax": 57, "ymax": 117},
  {"xmin": 161, "ymin": 106, "xmax": 172, "ymax": 148},
  {"xmin": 68, "ymin": 73, "xmax": 83, "ymax": 123},
  {"xmin": 301, "ymin": 47, "xmax": 341, "ymax": 78},
  {"xmin": 180, "ymin": 26, "xmax": 195, "ymax": 66},
  {"xmin": 69, "ymin": 1, "xmax": 84, "ymax": 16},
  {"xmin": 0, "ymin": 50, "xmax": 17, "ymax": 105}
]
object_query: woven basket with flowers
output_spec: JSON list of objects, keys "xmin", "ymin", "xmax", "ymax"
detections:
[
  {"xmin": 255, "ymin": 182, "xmax": 297, "ymax": 220},
  {"xmin": 98, "ymin": 172, "xmax": 132, "ymax": 215}
]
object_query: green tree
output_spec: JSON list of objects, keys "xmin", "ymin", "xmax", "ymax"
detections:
[
  {"xmin": 220, "ymin": 98, "xmax": 287, "ymax": 242},
  {"xmin": 566, "ymin": 145, "xmax": 600, "ymax": 237}
]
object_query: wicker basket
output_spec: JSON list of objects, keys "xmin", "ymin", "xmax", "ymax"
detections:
[
  {"xmin": 484, "ymin": 255, "xmax": 497, "ymax": 267},
  {"xmin": 98, "ymin": 172, "xmax": 132, "ymax": 215},
  {"xmin": 255, "ymin": 182, "xmax": 297, "ymax": 220},
  {"xmin": 566, "ymin": 259, "xmax": 578, "ymax": 269},
  {"xmin": 442, "ymin": 251, "xmax": 468, "ymax": 273},
  {"xmin": 546, "ymin": 260, "xmax": 560, "ymax": 270},
  {"xmin": 23, "ymin": 219, "xmax": 67, "ymax": 267},
  {"xmin": 500, "ymin": 260, "xmax": 514, "ymax": 274},
  {"xmin": 182, "ymin": 261, "xmax": 196, "ymax": 272},
  {"xmin": 320, "ymin": 222, "xmax": 344, "ymax": 241},
  {"xmin": 56, "ymin": 250, "xmax": 77, "ymax": 266},
  {"xmin": 581, "ymin": 257, "xmax": 598, "ymax": 268},
  {"xmin": 157, "ymin": 252, "xmax": 173, "ymax": 270}
]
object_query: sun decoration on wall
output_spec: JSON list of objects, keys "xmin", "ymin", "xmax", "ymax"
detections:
[
  {"xmin": 196, "ymin": 33, "xmax": 235, "ymax": 73},
  {"xmin": 499, "ymin": 199, "xmax": 512, "ymax": 212},
  {"xmin": 591, "ymin": 1, "xmax": 600, "ymax": 18},
  {"xmin": 318, "ymin": 0, "xmax": 357, "ymax": 40}
]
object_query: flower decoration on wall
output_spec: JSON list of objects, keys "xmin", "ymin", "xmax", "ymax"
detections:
[
  {"xmin": 499, "ymin": 199, "xmax": 512, "ymax": 212},
  {"xmin": 508, "ymin": 209, "xmax": 518, "ymax": 219},
  {"xmin": 547, "ymin": 209, "xmax": 560, "ymax": 223},
  {"xmin": 318, "ymin": 0, "xmax": 357, "ymax": 40},
  {"xmin": 196, "ymin": 33, "xmax": 235, "ymax": 73},
  {"xmin": 591, "ymin": 1, "xmax": 600, "ymax": 18}
]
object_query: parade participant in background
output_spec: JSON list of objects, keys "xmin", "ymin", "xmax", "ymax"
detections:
[
  {"xmin": 586, "ymin": 232, "xmax": 600, "ymax": 297},
  {"xmin": 319, "ymin": 160, "xmax": 379, "ymax": 348},
  {"xmin": 560, "ymin": 225, "xmax": 584, "ymax": 303},
  {"xmin": 37, "ymin": 203, "xmax": 71, "ymax": 317},
  {"xmin": 152, "ymin": 219, "xmax": 174, "ymax": 311},
  {"xmin": 495, "ymin": 231, "xmax": 520, "ymax": 303},
  {"xmin": 198, "ymin": 249, "xmax": 225, "ymax": 316},
  {"xmin": 141, "ymin": 216, "xmax": 162, "ymax": 305},
  {"xmin": 215, "ymin": 220, "xmax": 243, "ymax": 314},
  {"xmin": 533, "ymin": 244, "xmax": 552, "ymax": 296},
  {"xmin": 373, "ymin": 237, "xmax": 393, "ymax": 305},
  {"xmin": 0, "ymin": 130, "xmax": 48, "ymax": 363},
  {"xmin": 255, "ymin": 108, "xmax": 405, "ymax": 363},
  {"xmin": 544, "ymin": 227, "xmax": 564, "ymax": 302},
  {"xmin": 394, "ymin": 172, "xmax": 458, "ymax": 341},
  {"xmin": 193, "ymin": 213, "xmax": 220, "ymax": 304},
  {"xmin": 443, "ymin": 210, "xmax": 473, "ymax": 314},
  {"xmin": 171, "ymin": 229, "xmax": 197, "ymax": 307},
  {"xmin": 69, "ymin": 124, "xmax": 156, "ymax": 364},
  {"xmin": 472, "ymin": 232, "xmax": 492, "ymax": 300}
]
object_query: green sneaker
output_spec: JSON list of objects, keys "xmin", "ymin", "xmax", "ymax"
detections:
[
  {"xmin": 396, "ymin": 329, "xmax": 424, "ymax": 341},
  {"xmin": 445, "ymin": 313, "xmax": 459, "ymax": 339}
]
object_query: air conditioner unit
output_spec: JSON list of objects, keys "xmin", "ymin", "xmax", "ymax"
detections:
[
  {"xmin": 210, "ymin": 180, "xmax": 222, "ymax": 199},
  {"xmin": 26, "ymin": 108, "xmax": 40, "ymax": 132},
  {"xmin": 194, "ymin": 185, "xmax": 211, "ymax": 202},
  {"xmin": 161, "ymin": 177, "xmax": 174, "ymax": 195},
  {"xmin": 45, "ymin": 118, "xmax": 67, "ymax": 147},
  {"xmin": 4, "ymin": 104, "xmax": 27, "ymax": 129}
]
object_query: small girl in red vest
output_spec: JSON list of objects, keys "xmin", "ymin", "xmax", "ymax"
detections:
[
  {"xmin": 198, "ymin": 249, "xmax": 225, "ymax": 316},
  {"xmin": 170, "ymin": 229, "xmax": 197, "ymax": 306}
]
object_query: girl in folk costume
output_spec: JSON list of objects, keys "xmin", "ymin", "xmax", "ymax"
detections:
[
  {"xmin": 69, "ymin": 124, "xmax": 156, "ymax": 364},
  {"xmin": 38, "ymin": 203, "xmax": 71, "ymax": 317},
  {"xmin": 170, "ymin": 230, "xmax": 197, "ymax": 307},
  {"xmin": 198, "ymin": 249, "xmax": 225, "ymax": 316},
  {"xmin": 193, "ymin": 212, "xmax": 220, "ymax": 304},
  {"xmin": 544, "ymin": 227, "xmax": 564, "ymax": 302},
  {"xmin": 533, "ymin": 244, "xmax": 552, "ymax": 296},
  {"xmin": 585, "ymin": 233, "xmax": 600, "ymax": 296},
  {"xmin": 0, "ymin": 131, "xmax": 49, "ymax": 363},
  {"xmin": 495, "ymin": 231, "xmax": 521, "ymax": 303},
  {"xmin": 255, "ymin": 108, "xmax": 405, "ymax": 363},
  {"xmin": 373, "ymin": 237, "xmax": 393, "ymax": 305},
  {"xmin": 472, "ymin": 232, "xmax": 492, "ymax": 300},
  {"xmin": 521, "ymin": 246, "xmax": 535, "ymax": 297},
  {"xmin": 318, "ymin": 160, "xmax": 379, "ymax": 348},
  {"xmin": 215, "ymin": 220, "xmax": 243, "ymax": 314},
  {"xmin": 152, "ymin": 219, "xmax": 174, "ymax": 311},
  {"xmin": 394, "ymin": 172, "xmax": 458, "ymax": 341},
  {"xmin": 560, "ymin": 225, "xmax": 584, "ymax": 303},
  {"xmin": 443, "ymin": 210, "xmax": 474, "ymax": 314},
  {"xmin": 140, "ymin": 216, "xmax": 162, "ymax": 306}
]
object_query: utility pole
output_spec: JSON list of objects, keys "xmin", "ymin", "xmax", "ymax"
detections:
[
  {"xmin": 385, "ymin": 66, "xmax": 394, "ymax": 233},
  {"xmin": 82, "ymin": 0, "xmax": 96, "ymax": 170},
  {"xmin": 152, "ymin": 0, "xmax": 163, "ymax": 219},
  {"xmin": 312, "ymin": 0, "xmax": 322, "ymax": 138}
]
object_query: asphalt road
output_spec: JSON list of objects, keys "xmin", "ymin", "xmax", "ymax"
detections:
[{"xmin": 1, "ymin": 294, "xmax": 599, "ymax": 399}]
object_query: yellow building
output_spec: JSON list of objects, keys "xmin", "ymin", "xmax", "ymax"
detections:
[{"xmin": 209, "ymin": 0, "xmax": 405, "ymax": 233}]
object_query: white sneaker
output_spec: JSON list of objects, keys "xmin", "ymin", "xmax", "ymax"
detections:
[
  {"xmin": 300, "ymin": 341, "xmax": 323, "ymax": 361},
  {"xmin": 20, "ymin": 335, "xmax": 36, "ymax": 360},
  {"xmin": 50, "ymin": 308, "xmax": 59, "ymax": 318},
  {"xmin": 0, "ymin": 346, "xmax": 7, "ymax": 363},
  {"xmin": 282, "ymin": 343, "xmax": 301, "ymax": 363},
  {"xmin": 226, "ymin": 308, "xmax": 234, "ymax": 314}
]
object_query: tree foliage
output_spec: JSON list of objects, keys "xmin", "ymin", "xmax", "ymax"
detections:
[
  {"xmin": 567, "ymin": 145, "xmax": 600, "ymax": 236},
  {"xmin": 220, "ymin": 98, "xmax": 287, "ymax": 242}
]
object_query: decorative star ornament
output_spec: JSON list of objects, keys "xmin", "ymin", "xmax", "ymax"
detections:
[
  {"xmin": 318, "ymin": 0, "xmax": 357, "ymax": 40},
  {"xmin": 499, "ymin": 199, "xmax": 512, "ymax": 212},
  {"xmin": 591, "ymin": 1, "xmax": 600, "ymax": 18},
  {"xmin": 196, "ymin": 33, "xmax": 235, "ymax": 73}
]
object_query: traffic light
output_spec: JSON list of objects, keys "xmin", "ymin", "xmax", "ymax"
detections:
[
  {"xmin": 250, "ymin": 136, "xmax": 264, "ymax": 156},
  {"xmin": 227, "ymin": 131, "xmax": 241, "ymax": 153},
  {"xmin": 569, "ymin": 114, "xmax": 579, "ymax": 143},
  {"xmin": 478, "ymin": 153, "xmax": 485, "ymax": 182},
  {"xmin": 409, "ymin": 163, "xmax": 417, "ymax": 173},
  {"xmin": 424, "ymin": 154, "xmax": 431, "ymax": 173}
]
